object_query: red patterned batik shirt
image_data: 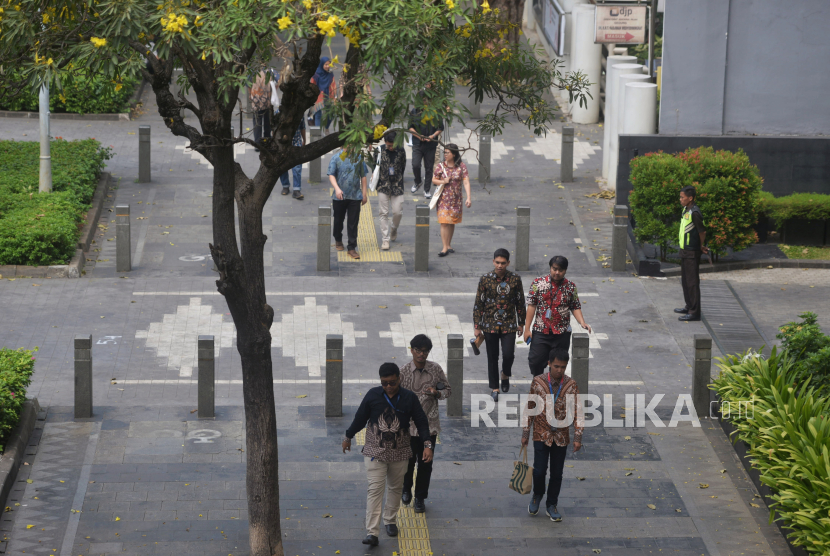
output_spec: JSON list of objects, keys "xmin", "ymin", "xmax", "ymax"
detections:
[{"xmin": 526, "ymin": 276, "xmax": 581, "ymax": 334}]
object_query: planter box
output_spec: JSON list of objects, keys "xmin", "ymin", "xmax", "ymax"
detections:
[
  {"xmin": 0, "ymin": 399, "xmax": 41, "ymax": 510},
  {"xmin": 782, "ymin": 218, "xmax": 827, "ymax": 247}
]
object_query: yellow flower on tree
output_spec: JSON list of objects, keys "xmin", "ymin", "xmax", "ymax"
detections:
[
  {"xmin": 445, "ymin": 0, "xmax": 455, "ymax": 9},
  {"xmin": 162, "ymin": 13, "xmax": 188, "ymax": 33},
  {"xmin": 302, "ymin": 0, "xmax": 312, "ymax": 8},
  {"xmin": 481, "ymin": 0, "xmax": 491, "ymax": 14},
  {"xmin": 373, "ymin": 125, "xmax": 387, "ymax": 140},
  {"xmin": 277, "ymin": 15, "xmax": 292, "ymax": 30},
  {"xmin": 331, "ymin": 55, "xmax": 339, "ymax": 65},
  {"xmin": 90, "ymin": 37, "xmax": 107, "ymax": 48}
]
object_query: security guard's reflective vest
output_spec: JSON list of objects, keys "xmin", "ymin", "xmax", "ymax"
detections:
[{"xmin": 678, "ymin": 205, "xmax": 704, "ymax": 250}]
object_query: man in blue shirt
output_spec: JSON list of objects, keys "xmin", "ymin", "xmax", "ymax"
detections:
[{"xmin": 328, "ymin": 149, "xmax": 368, "ymax": 259}]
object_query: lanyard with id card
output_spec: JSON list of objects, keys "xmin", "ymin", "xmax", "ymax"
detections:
[{"xmin": 545, "ymin": 277, "xmax": 562, "ymax": 320}]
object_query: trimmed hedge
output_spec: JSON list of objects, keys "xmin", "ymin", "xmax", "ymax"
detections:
[
  {"xmin": 0, "ymin": 71, "xmax": 139, "ymax": 115},
  {"xmin": 629, "ymin": 147, "xmax": 763, "ymax": 260},
  {"xmin": 758, "ymin": 191, "xmax": 830, "ymax": 227},
  {"xmin": 0, "ymin": 139, "xmax": 111, "ymax": 266},
  {"xmin": 712, "ymin": 349, "xmax": 830, "ymax": 553},
  {"xmin": 0, "ymin": 347, "xmax": 37, "ymax": 453}
]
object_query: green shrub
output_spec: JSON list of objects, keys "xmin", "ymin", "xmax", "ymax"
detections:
[
  {"xmin": 776, "ymin": 312, "xmax": 830, "ymax": 396},
  {"xmin": 629, "ymin": 147, "xmax": 763, "ymax": 260},
  {"xmin": 0, "ymin": 71, "xmax": 139, "ymax": 114},
  {"xmin": 758, "ymin": 191, "xmax": 830, "ymax": 227},
  {"xmin": 0, "ymin": 347, "xmax": 37, "ymax": 453},
  {"xmin": 0, "ymin": 139, "xmax": 110, "ymax": 265}
]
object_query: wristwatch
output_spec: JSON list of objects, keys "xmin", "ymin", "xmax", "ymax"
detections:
[{"xmin": 423, "ymin": 440, "xmax": 433, "ymax": 450}]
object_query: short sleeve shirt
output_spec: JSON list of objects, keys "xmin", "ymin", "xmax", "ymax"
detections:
[
  {"xmin": 328, "ymin": 150, "xmax": 366, "ymax": 201},
  {"xmin": 526, "ymin": 276, "xmax": 581, "ymax": 334}
]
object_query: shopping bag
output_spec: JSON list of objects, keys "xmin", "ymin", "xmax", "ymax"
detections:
[
  {"xmin": 429, "ymin": 163, "xmax": 446, "ymax": 210},
  {"xmin": 508, "ymin": 445, "xmax": 533, "ymax": 495},
  {"xmin": 369, "ymin": 150, "xmax": 380, "ymax": 192}
]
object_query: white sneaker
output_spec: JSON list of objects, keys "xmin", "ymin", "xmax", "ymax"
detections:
[
  {"xmin": 381, "ymin": 240, "xmax": 390, "ymax": 250},
  {"xmin": 424, "ymin": 190, "xmax": 432, "ymax": 200},
  {"xmin": 411, "ymin": 182, "xmax": 421, "ymax": 193}
]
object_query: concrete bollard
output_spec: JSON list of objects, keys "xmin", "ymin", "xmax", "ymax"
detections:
[
  {"xmin": 74, "ymin": 335, "xmax": 93, "ymax": 419},
  {"xmin": 317, "ymin": 205, "xmax": 332, "ymax": 271},
  {"xmin": 309, "ymin": 127, "xmax": 322, "ymax": 183},
  {"xmin": 138, "ymin": 125, "xmax": 151, "ymax": 183},
  {"xmin": 515, "ymin": 206, "xmax": 530, "ymax": 271},
  {"xmin": 612, "ymin": 205, "xmax": 629, "ymax": 272},
  {"xmin": 571, "ymin": 333, "xmax": 589, "ymax": 397},
  {"xmin": 116, "ymin": 205, "xmax": 131, "ymax": 272},
  {"xmin": 693, "ymin": 334, "xmax": 713, "ymax": 418},
  {"xmin": 325, "ymin": 334, "xmax": 343, "ymax": 418},
  {"xmin": 478, "ymin": 133, "xmax": 491, "ymax": 183},
  {"xmin": 446, "ymin": 334, "xmax": 463, "ymax": 417},
  {"xmin": 560, "ymin": 127, "xmax": 574, "ymax": 183},
  {"xmin": 469, "ymin": 99, "xmax": 481, "ymax": 119},
  {"xmin": 415, "ymin": 205, "xmax": 430, "ymax": 272},
  {"xmin": 197, "ymin": 335, "xmax": 215, "ymax": 419}
]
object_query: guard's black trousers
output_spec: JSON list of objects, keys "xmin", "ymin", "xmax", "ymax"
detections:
[{"xmin": 679, "ymin": 248, "xmax": 701, "ymax": 316}]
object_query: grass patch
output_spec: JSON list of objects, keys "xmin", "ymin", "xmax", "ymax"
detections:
[
  {"xmin": 0, "ymin": 139, "xmax": 111, "ymax": 266},
  {"xmin": 780, "ymin": 244, "xmax": 830, "ymax": 260}
]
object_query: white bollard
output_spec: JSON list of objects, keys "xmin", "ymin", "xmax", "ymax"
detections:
[
  {"xmin": 570, "ymin": 4, "xmax": 603, "ymax": 124},
  {"xmin": 600, "ymin": 57, "xmax": 637, "ymax": 178},
  {"xmin": 609, "ymin": 72, "xmax": 652, "ymax": 190},
  {"xmin": 623, "ymin": 82, "xmax": 659, "ymax": 135}
]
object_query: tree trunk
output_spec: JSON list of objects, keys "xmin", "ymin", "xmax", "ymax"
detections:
[{"xmin": 490, "ymin": 0, "xmax": 525, "ymax": 44}]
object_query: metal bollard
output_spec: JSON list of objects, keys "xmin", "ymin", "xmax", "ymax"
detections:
[
  {"xmin": 325, "ymin": 334, "xmax": 343, "ymax": 417},
  {"xmin": 612, "ymin": 205, "xmax": 629, "ymax": 272},
  {"xmin": 138, "ymin": 125, "xmax": 151, "ymax": 183},
  {"xmin": 693, "ymin": 334, "xmax": 713, "ymax": 418},
  {"xmin": 515, "ymin": 206, "xmax": 530, "ymax": 271},
  {"xmin": 469, "ymin": 99, "xmax": 481, "ymax": 119},
  {"xmin": 116, "ymin": 205, "xmax": 131, "ymax": 272},
  {"xmin": 561, "ymin": 127, "xmax": 574, "ymax": 183},
  {"xmin": 317, "ymin": 206, "xmax": 332, "ymax": 271},
  {"xmin": 446, "ymin": 334, "xmax": 463, "ymax": 417},
  {"xmin": 309, "ymin": 127, "xmax": 322, "ymax": 183},
  {"xmin": 415, "ymin": 205, "xmax": 430, "ymax": 272},
  {"xmin": 571, "ymin": 333, "xmax": 589, "ymax": 397},
  {"xmin": 74, "ymin": 335, "xmax": 93, "ymax": 419},
  {"xmin": 197, "ymin": 336, "xmax": 215, "ymax": 419},
  {"xmin": 478, "ymin": 133, "xmax": 491, "ymax": 183}
]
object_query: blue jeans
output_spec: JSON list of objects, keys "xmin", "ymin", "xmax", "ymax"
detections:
[
  {"xmin": 532, "ymin": 441, "xmax": 568, "ymax": 508},
  {"xmin": 280, "ymin": 165, "xmax": 302, "ymax": 191},
  {"xmin": 314, "ymin": 109, "xmax": 331, "ymax": 131}
]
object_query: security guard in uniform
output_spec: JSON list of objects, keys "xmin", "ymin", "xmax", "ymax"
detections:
[{"xmin": 674, "ymin": 186, "xmax": 708, "ymax": 322}]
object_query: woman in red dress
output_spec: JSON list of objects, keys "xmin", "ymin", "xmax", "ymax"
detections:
[{"xmin": 432, "ymin": 143, "xmax": 472, "ymax": 257}]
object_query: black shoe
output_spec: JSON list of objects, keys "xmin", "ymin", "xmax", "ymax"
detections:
[
  {"xmin": 401, "ymin": 491, "xmax": 412, "ymax": 505},
  {"xmin": 470, "ymin": 338, "xmax": 481, "ymax": 356},
  {"xmin": 281, "ymin": 187, "xmax": 289, "ymax": 195},
  {"xmin": 292, "ymin": 190, "xmax": 304, "ymax": 200},
  {"xmin": 679, "ymin": 313, "xmax": 701, "ymax": 322},
  {"xmin": 491, "ymin": 390, "xmax": 499, "ymax": 402},
  {"xmin": 385, "ymin": 523, "xmax": 398, "ymax": 537},
  {"xmin": 413, "ymin": 498, "xmax": 425, "ymax": 513},
  {"xmin": 501, "ymin": 375, "xmax": 510, "ymax": 393},
  {"xmin": 362, "ymin": 534, "xmax": 379, "ymax": 546},
  {"xmin": 673, "ymin": 307, "xmax": 689, "ymax": 314},
  {"xmin": 447, "ymin": 248, "xmax": 455, "ymax": 253},
  {"xmin": 438, "ymin": 251, "xmax": 449, "ymax": 257}
]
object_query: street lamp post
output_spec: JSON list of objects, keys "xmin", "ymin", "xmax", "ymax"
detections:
[{"xmin": 38, "ymin": 83, "xmax": 52, "ymax": 193}]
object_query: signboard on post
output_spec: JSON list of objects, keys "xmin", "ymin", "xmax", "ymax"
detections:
[
  {"xmin": 594, "ymin": 5, "xmax": 647, "ymax": 44},
  {"xmin": 541, "ymin": 0, "xmax": 566, "ymax": 56}
]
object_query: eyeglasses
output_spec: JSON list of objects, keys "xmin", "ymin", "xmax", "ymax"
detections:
[
  {"xmin": 380, "ymin": 378, "xmax": 399, "ymax": 387},
  {"xmin": 411, "ymin": 347, "xmax": 431, "ymax": 354}
]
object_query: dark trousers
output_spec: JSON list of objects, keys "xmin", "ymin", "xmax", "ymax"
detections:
[
  {"xmin": 680, "ymin": 249, "xmax": 702, "ymax": 316},
  {"xmin": 253, "ymin": 109, "xmax": 271, "ymax": 143},
  {"xmin": 484, "ymin": 332, "xmax": 516, "ymax": 389},
  {"xmin": 528, "ymin": 331, "xmax": 572, "ymax": 376},
  {"xmin": 532, "ymin": 441, "xmax": 568, "ymax": 507},
  {"xmin": 332, "ymin": 199, "xmax": 361, "ymax": 251},
  {"xmin": 403, "ymin": 434, "xmax": 437, "ymax": 500},
  {"xmin": 412, "ymin": 142, "xmax": 438, "ymax": 192}
]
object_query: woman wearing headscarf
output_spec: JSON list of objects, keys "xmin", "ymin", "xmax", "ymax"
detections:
[
  {"xmin": 250, "ymin": 70, "xmax": 272, "ymax": 150},
  {"xmin": 310, "ymin": 57, "xmax": 337, "ymax": 136}
]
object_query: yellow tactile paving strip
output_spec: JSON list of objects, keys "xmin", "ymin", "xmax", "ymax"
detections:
[
  {"xmin": 351, "ymin": 429, "xmax": 435, "ymax": 555},
  {"xmin": 331, "ymin": 188, "xmax": 404, "ymax": 263}
]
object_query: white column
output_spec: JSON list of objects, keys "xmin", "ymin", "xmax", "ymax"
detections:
[
  {"xmin": 609, "ymin": 73, "xmax": 652, "ymax": 190},
  {"xmin": 600, "ymin": 56, "xmax": 637, "ymax": 178},
  {"xmin": 570, "ymin": 4, "xmax": 602, "ymax": 124},
  {"xmin": 38, "ymin": 84, "xmax": 52, "ymax": 193},
  {"xmin": 623, "ymin": 82, "xmax": 659, "ymax": 135}
]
